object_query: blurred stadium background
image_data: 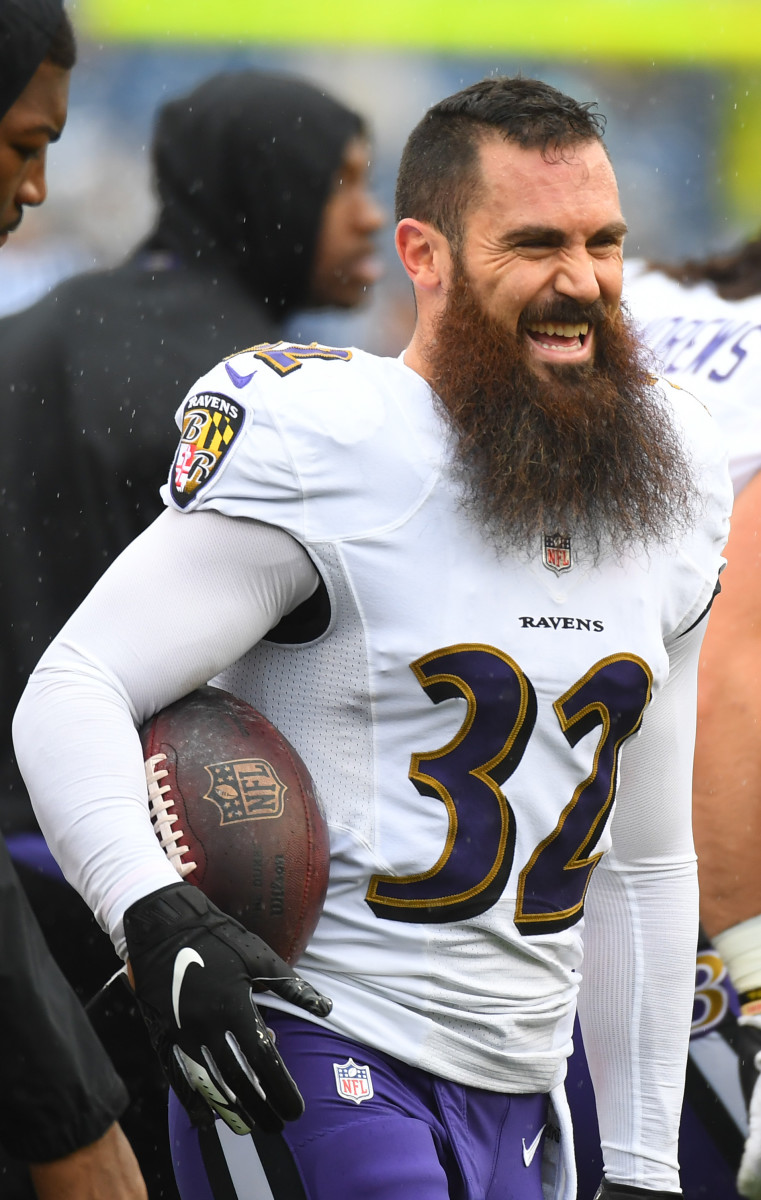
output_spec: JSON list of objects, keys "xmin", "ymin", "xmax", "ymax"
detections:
[{"xmin": 4, "ymin": 0, "xmax": 761, "ymax": 354}]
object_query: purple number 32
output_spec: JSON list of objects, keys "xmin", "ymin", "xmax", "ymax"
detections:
[{"xmin": 366, "ymin": 644, "xmax": 652, "ymax": 934}]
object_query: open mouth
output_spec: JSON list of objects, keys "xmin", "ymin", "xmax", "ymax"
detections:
[{"xmin": 524, "ymin": 321, "xmax": 590, "ymax": 352}]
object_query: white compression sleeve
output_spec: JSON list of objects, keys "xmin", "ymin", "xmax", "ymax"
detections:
[
  {"xmin": 577, "ymin": 618, "xmax": 706, "ymax": 1192},
  {"xmin": 13, "ymin": 508, "xmax": 319, "ymax": 956}
]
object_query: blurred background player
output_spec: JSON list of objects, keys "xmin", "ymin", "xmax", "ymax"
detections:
[
  {"xmin": 624, "ymin": 242, "xmax": 761, "ymax": 1200},
  {"xmin": 0, "ymin": 63, "xmax": 382, "ymax": 1198},
  {"xmin": 0, "ymin": 3, "xmax": 146, "ymax": 1198}
]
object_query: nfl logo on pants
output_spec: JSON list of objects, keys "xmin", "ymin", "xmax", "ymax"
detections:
[{"xmin": 333, "ymin": 1059, "xmax": 374, "ymax": 1104}]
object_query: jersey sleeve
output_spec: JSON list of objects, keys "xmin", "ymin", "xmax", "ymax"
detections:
[
  {"xmin": 577, "ymin": 616, "xmax": 706, "ymax": 1190},
  {"xmin": 163, "ymin": 358, "xmax": 301, "ymax": 523},
  {"xmin": 160, "ymin": 344, "xmax": 437, "ymax": 543},
  {"xmin": 161, "ymin": 348, "xmax": 355, "ymax": 540}
]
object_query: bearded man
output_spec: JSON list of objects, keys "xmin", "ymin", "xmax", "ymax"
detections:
[{"xmin": 13, "ymin": 76, "xmax": 731, "ymax": 1200}]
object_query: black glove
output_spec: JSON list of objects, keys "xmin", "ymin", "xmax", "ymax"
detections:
[
  {"xmin": 594, "ymin": 1183, "xmax": 682, "ymax": 1198},
  {"xmin": 123, "ymin": 881, "xmax": 332, "ymax": 1135}
]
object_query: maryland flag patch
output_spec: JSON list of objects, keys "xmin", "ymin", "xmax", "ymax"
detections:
[{"xmin": 170, "ymin": 392, "xmax": 245, "ymax": 509}]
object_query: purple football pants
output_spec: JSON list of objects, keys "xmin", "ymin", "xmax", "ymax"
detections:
[{"xmin": 169, "ymin": 1012, "xmax": 550, "ymax": 1200}]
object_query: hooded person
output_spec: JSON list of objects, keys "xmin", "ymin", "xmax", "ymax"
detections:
[{"xmin": 147, "ymin": 70, "xmax": 382, "ymax": 313}]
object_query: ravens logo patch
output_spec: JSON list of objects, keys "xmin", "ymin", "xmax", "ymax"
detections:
[{"xmin": 170, "ymin": 392, "xmax": 245, "ymax": 509}]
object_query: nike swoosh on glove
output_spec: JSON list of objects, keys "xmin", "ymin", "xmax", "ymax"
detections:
[
  {"xmin": 123, "ymin": 881, "xmax": 332, "ymax": 1135},
  {"xmin": 594, "ymin": 1182, "xmax": 682, "ymax": 1198},
  {"xmin": 736, "ymin": 1014, "xmax": 761, "ymax": 1198}
]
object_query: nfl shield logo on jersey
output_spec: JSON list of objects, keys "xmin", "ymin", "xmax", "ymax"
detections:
[
  {"xmin": 542, "ymin": 533, "xmax": 573, "ymax": 575},
  {"xmin": 333, "ymin": 1059, "xmax": 374, "ymax": 1104}
]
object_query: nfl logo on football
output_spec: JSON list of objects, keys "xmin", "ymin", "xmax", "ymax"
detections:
[
  {"xmin": 333, "ymin": 1058, "xmax": 374, "ymax": 1104},
  {"xmin": 542, "ymin": 532, "xmax": 573, "ymax": 575}
]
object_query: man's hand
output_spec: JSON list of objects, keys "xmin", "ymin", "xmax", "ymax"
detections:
[
  {"xmin": 736, "ymin": 1014, "xmax": 761, "ymax": 1198},
  {"xmin": 123, "ymin": 881, "xmax": 332, "ymax": 1135},
  {"xmin": 593, "ymin": 1182, "xmax": 682, "ymax": 1198},
  {"xmin": 28, "ymin": 1122, "xmax": 147, "ymax": 1200}
]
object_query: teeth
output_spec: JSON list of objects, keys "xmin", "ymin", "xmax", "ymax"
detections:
[{"xmin": 527, "ymin": 322, "xmax": 589, "ymax": 338}]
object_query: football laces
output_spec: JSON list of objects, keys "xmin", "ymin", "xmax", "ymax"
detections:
[{"xmin": 145, "ymin": 753, "xmax": 197, "ymax": 878}]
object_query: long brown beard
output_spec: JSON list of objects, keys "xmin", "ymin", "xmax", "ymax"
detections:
[{"xmin": 426, "ymin": 271, "xmax": 698, "ymax": 559}]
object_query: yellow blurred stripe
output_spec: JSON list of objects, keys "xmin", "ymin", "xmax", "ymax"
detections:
[
  {"xmin": 723, "ymin": 72, "xmax": 761, "ymax": 226},
  {"xmin": 78, "ymin": 0, "xmax": 761, "ymax": 64}
]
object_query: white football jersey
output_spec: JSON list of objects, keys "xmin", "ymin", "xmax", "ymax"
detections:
[
  {"xmin": 162, "ymin": 341, "xmax": 730, "ymax": 1099},
  {"xmin": 625, "ymin": 258, "xmax": 761, "ymax": 496}
]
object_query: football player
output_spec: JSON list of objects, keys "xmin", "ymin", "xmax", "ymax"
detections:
[
  {"xmin": 624, "ymin": 244, "xmax": 761, "ymax": 1199},
  {"xmin": 14, "ymin": 77, "xmax": 732, "ymax": 1200}
]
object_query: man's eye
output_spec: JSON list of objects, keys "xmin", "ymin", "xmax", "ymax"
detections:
[{"xmin": 589, "ymin": 239, "xmax": 621, "ymax": 254}]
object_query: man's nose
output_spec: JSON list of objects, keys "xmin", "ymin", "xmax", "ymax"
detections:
[
  {"xmin": 553, "ymin": 251, "xmax": 601, "ymax": 305},
  {"xmin": 16, "ymin": 154, "xmax": 48, "ymax": 209},
  {"xmin": 358, "ymin": 190, "xmax": 385, "ymax": 234}
]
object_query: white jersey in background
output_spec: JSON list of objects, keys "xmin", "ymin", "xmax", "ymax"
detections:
[
  {"xmin": 14, "ymin": 342, "xmax": 731, "ymax": 1195},
  {"xmin": 625, "ymin": 258, "xmax": 761, "ymax": 496}
]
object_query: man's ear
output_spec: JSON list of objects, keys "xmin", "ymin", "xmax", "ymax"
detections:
[{"xmin": 395, "ymin": 219, "xmax": 451, "ymax": 292}]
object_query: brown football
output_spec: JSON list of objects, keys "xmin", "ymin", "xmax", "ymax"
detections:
[{"xmin": 138, "ymin": 685, "xmax": 329, "ymax": 965}]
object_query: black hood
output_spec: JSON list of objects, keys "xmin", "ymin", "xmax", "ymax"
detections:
[
  {"xmin": 0, "ymin": 0, "xmax": 63, "ymax": 118},
  {"xmin": 146, "ymin": 70, "xmax": 365, "ymax": 314}
]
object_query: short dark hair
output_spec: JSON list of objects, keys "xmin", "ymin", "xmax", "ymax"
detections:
[
  {"xmin": 395, "ymin": 76, "xmax": 607, "ymax": 247},
  {"xmin": 45, "ymin": 8, "xmax": 77, "ymax": 71}
]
